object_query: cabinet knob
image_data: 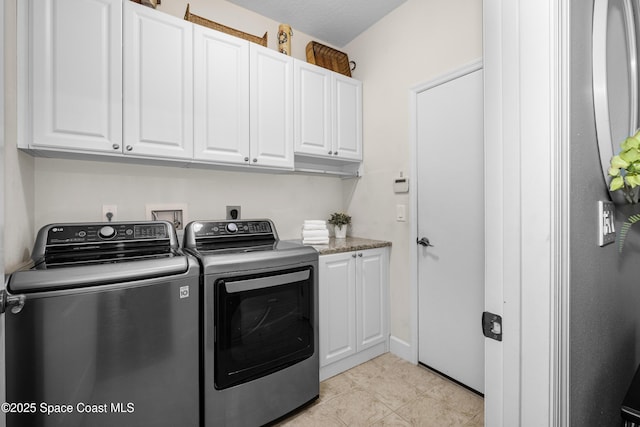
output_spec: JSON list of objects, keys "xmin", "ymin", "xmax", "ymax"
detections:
[
  {"xmin": 126, "ymin": 145, "xmax": 133, "ymax": 152},
  {"xmin": 253, "ymin": 158, "xmax": 257, "ymax": 163},
  {"xmin": 244, "ymin": 157, "xmax": 249, "ymax": 162},
  {"xmin": 334, "ymin": 151, "xmax": 339, "ymax": 156},
  {"xmin": 358, "ymin": 253, "xmax": 363, "ymax": 257},
  {"xmin": 328, "ymin": 151, "xmax": 333, "ymax": 155},
  {"xmin": 352, "ymin": 253, "xmax": 357, "ymax": 258},
  {"xmin": 112, "ymin": 144, "xmax": 120, "ymax": 150}
]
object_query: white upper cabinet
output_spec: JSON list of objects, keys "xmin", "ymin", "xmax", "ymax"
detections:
[
  {"xmin": 333, "ymin": 74, "xmax": 363, "ymax": 161},
  {"xmin": 249, "ymin": 44, "xmax": 294, "ymax": 169},
  {"xmin": 294, "ymin": 61, "xmax": 363, "ymax": 162},
  {"xmin": 193, "ymin": 26, "xmax": 250, "ymax": 165},
  {"xmin": 22, "ymin": 3, "xmax": 356, "ymax": 173},
  {"xmin": 29, "ymin": 0, "xmax": 122, "ymax": 153},
  {"xmin": 294, "ymin": 61, "xmax": 332, "ymax": 157},
  {"xmin": 123, "ymin": 1, "xmax": 193, "ymax": 160}
]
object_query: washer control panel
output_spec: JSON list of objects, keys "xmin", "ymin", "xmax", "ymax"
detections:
[
  {"xmin": 191, "ymin": 220, "xmax": 273, "ymax": 238},
  {"xmin": 45, "ymin": 223, "xmax": 169, "ymax": 245}
]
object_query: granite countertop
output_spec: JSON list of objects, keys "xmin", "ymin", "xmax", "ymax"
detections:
[{"xmin": 309, "ymin": 237, "xmax": 392, "ymax": 255}]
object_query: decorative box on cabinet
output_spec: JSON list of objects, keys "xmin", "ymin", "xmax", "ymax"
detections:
[{"xmin": 319, "ymin": 247, "xmax": 389, "ymax": 381}]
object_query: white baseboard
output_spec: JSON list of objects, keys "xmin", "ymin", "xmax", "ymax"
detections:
[
  {"xmin": 389, "ymin": 335, "xmax": 416, "ymax": 364},
  {"xmin": 320, "ymin": 342, "xmax": 387, "ymax": 381}
]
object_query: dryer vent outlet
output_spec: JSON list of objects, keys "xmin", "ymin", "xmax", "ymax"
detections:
[
  {"xmin": 146, "ymin": 204, "xmax": 188, "ymax": 230},
  {"xmin": 226, "ymin": 206, "xmax": 241, "ymax": 220}
]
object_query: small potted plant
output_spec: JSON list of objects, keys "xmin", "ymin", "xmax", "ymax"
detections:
[
  {"xmin": 328, "ymin": 212, "xmax": 351, "ymax": 239},
  {"xmin": 608, "ymin": 129, "xmax": 640, "ymax": 251}
]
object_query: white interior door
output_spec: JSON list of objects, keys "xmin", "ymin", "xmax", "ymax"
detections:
[{"xmin": 417, "ymin": 65, "xmax": 484, "ymax": 394}]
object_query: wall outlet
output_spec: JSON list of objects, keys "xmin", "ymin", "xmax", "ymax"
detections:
[
  {"xmin": 598, "ymin": 200, "xmax": 615, "ymax": 247},
  {"xmin": 226, "ymin": 206, "xmax": 241, "ymax": 220},
  {"xmin": 102, "ymin": 204, "xmax": 117, "ymax": 222}
]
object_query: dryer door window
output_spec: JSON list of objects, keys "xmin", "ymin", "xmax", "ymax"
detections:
[{"xmin": 213, "ymin": 266, "xmax": 314, "ymax": 390}]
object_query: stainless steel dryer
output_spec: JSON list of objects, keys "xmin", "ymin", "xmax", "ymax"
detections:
[
  {"xmin": 183, "ymin": 219, "xmax": 319, "ymax": 427},
  {"xmin": 3, "ymin": 221, "xmax": 200, "ymax": 427}
]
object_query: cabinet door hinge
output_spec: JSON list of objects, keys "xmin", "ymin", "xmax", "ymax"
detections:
[{"xmin": 482, "ymin": 311, "xmax": 502, "ymax": 341}]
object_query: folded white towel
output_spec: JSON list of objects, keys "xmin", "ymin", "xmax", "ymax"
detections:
[
  {"xmin": 302, "ymin": 224, "xmax": 327, "ymax": 231},
  {"xmin": 302, "ymin": 229, "xmax": 329, "ymax": 238},
  {"xmin": 304, "ymin": 220, "xmax": 327, "ymax": 226},
  {"xmin": 302, "ymin": 238, "xmax": 329, "ymax": 245}
]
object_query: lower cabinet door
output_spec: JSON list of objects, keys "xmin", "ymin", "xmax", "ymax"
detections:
[
  {"xmin": 356, "ymin": 248, "xmax": 388, "ymax": 351},
  {"xmin": 319, "ymin": 252, "xmax": 357, "ymax": 367}
]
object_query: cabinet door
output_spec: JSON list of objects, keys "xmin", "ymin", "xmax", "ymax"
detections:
[
  {"xmin": 356, "ymin": 248, "xmax": 388, "ymax": 351},
  {"xmin": 319, "ymin": 252, "xmax": 357, "ymax": 367},
  {"xmin": 123, "ymin": 1, "xmax": 193, "ymax": 159},
  {"xmin": 294, "ymin": 61, "xmax": 332, "ymax": 157},
  {"xmin": 193, "ymin": 26, "xmax": 250, "ymax": 164},
  {"xmin": 31, "ymin": 0, "xmax": 122, "ymax": 153},
  {"xmin": 249, "ymin": 45, "xmax": 294, "ymax": 169},
  {"xmin": 333, "ymin": 74, "xmax": 363, "ymax": 161}
]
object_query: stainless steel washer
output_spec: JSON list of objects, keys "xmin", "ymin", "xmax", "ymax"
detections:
[
  {"xmin": 3, "ymin": 221, "xmax": 200, "ymax": 427},
  {"xmin": 183, "ymin": 219, "xmax": 319, "ymax": 427}
]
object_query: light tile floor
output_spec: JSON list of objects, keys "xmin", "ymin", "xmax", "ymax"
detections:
[{"xmin": 276, "ymin": 353, "xmax": 484, "ymax": 427}]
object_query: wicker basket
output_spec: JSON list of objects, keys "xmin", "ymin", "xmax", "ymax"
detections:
[
  {"xmin": 184, "ymin": 4, "xmax": 267, "ymax": 47},
  {"xmin": 306, "ymin": 41, "xmax": 352, "ymax": 77}
]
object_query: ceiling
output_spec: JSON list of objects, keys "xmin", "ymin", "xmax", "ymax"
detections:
[{"xmin": 225, "ymin": 0, "xmax": 407, "ymax": 47}]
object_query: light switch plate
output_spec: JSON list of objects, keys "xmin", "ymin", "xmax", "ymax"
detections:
[{"xmin": 598, "ymin": 200, "xmax": 616, "ymax": 247}]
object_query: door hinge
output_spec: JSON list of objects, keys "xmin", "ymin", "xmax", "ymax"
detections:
[{"xmin": 482, "ymin": 311, "xmax": 502, "ymax": 341}]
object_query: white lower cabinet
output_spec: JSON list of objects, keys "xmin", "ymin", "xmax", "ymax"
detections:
[{"xmin": 319, "ymin": 247, "xmax": 389, "ymax": 380}]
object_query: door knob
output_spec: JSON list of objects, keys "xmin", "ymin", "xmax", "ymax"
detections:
[{"xmin": 416, "ymin": 237, "xmax": 434, "ymax": 247}]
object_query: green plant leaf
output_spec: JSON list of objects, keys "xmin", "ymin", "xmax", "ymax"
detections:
[
  {"xmin": 620, "ymin": 148, "xmax": 640, "ymax": 163},
  {"xmin": 609, "ymin": 166, "xmax": 621, "ymax": 177},
  {"xmin": 618, "ymin": 213, "xmax": 640, "ymax": 252},
  {"xmin": 610, "ymin": 176, "xmax": 625, "ymax": 191},
  {"xmin": 629, "ymin": 174, "xmax": 640, "ymax": 187},
  {"xmin": 623, "ymin": 136, "xmax": 640, "ymax": 151},
  {"xmin": 611, "ymin": 155, "xmax": 630, "ymax": 169}
]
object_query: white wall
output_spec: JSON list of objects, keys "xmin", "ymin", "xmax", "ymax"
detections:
[
  {"xmin": 33, "ymin": 158, "xmax": 343, "ymax": 241},
  {"xmin": 4, "ymin": 0, "xmax": 35, "ymax": 272},
  {"xmin": 157, "ymin": 0, "xmax": 330, "ymax": 60},
  {"xmin": 343, "ymin": 0, "xmax": 483, "ymax": 344}
]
